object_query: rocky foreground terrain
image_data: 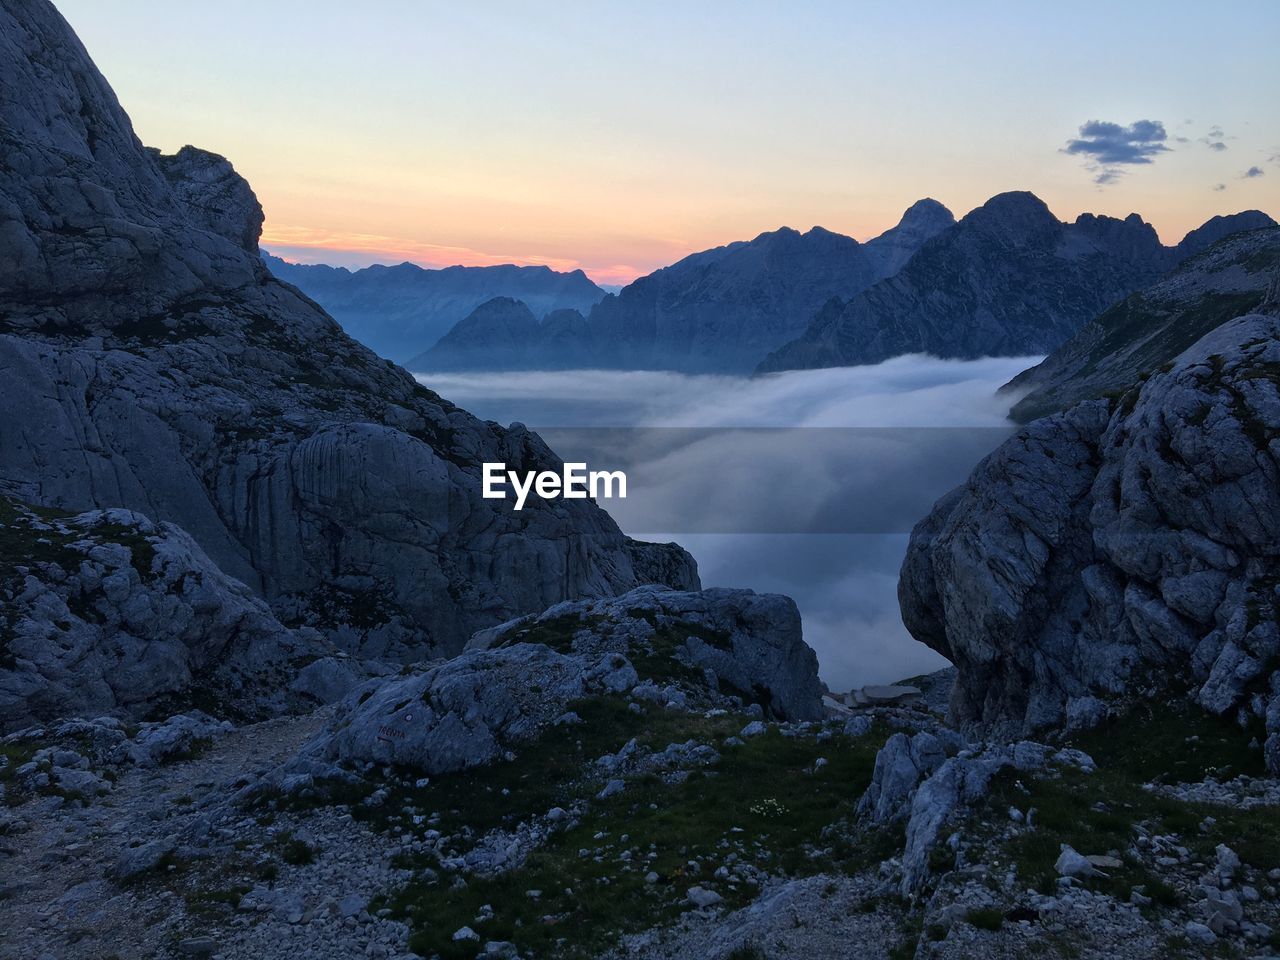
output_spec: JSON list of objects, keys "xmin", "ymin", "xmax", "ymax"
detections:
[{"xmin": 6, "ymin": 592, "xmax": 1280, "ymax": 960}]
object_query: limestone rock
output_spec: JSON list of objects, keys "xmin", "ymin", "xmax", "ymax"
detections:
[
  {"xmin": 901, "ymin": 310, "xmax": 1280, "ymax": 766},
  {"xmin": 465, "ymin": 585, "xmax": 824, "ymax": 721},
  {"xmin": 0, "ymin": 497, "xmax": 322, "ymax": 729}
]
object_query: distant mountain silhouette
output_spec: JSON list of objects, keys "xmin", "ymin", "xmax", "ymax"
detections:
[
  {"xmin": 757, "ymin": 195, "xmax": 1276, "ymax": 373},
  {"xmin": 412, "ymin": 199, "xmax": 957, "ymax": 373},
  {"xmin": 263, "ymin": 253, "xmax": 606, "ymax": 363}
]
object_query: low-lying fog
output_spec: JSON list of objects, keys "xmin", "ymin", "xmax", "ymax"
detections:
[{"xmin": 416, "ymin": 355, "xmax": 1042, "ymax": 692}]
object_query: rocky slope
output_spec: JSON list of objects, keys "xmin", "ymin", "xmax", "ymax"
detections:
[
  {"xmin": 757, "ymin": 195, "xmax": 1275, "ymax": 372},
  {"xmin": 1005, "ymin": 226, "xmax": 1280, "ymax": 421},
  {"xmin": 900, "ymin": 306, "xmax": 1280, "ymax": 768},
  {"xmin": 0, "ymin": 494, "xmax": 331, "ymax": 728},
  {"xmin": 263, "ymin": 255, "xmax": 607, "ymax": 364},
  {"xmin": 0, "ymin": 0, "xmax": 695, "ymax": 686},
  {"xmin": 413, "ymin": 201, "xmax": 956, "ymax": 373}
]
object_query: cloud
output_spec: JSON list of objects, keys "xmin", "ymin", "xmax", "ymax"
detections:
[
  {"xmin": 420, "ymin": 355, "xmax": 1039, "ymax": 688},
  {"xmin": 1203, "ymin": 139, "xmax": 1228, "ymax": 152},
  {"xmin": 1242, "ymin": 165, "xmax": 1265, "ymax": 179},
  {"xmin": 1063, "ymin": 119, "xmax": 1170, "ymax": 184},
  {"xmin": 1213, "ymin": 183, "xmax": 1227, "ymax": 192}
]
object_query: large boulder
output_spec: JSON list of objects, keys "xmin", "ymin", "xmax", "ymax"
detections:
[
  {"xmin": 901, "ymin": 311, "xmax": 1280, "ymax": 766},
  {"xmin": 467, "ymin": 585, "xmax": 825, "ymax": 721}
]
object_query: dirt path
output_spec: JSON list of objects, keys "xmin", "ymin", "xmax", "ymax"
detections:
[{"xmin": 0, "ymin": 712, "xmax": 327, "ymax": 960}]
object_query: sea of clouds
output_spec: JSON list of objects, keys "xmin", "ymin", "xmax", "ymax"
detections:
[{"xmin": 418, "ymin": 355, "xmax": 1042, "ymax": 691}]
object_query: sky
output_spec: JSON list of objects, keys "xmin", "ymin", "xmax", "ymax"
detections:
[{"xmin": 56, "ymin": 1, "xmax": 1280, "ymax": 285}]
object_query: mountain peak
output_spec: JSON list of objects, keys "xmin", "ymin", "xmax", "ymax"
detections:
[
  {"xmin": 1176, "ymin": 210, "xmax": 1278, "ymax": 259},
  {"xmin": 898, "ymin": 197, "xmax": 955, "ymax": 231}
]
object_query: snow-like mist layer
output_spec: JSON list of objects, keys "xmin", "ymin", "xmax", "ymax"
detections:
[{"xmin": 416, "ymin": 355, "xmax": 1042, "ymax": 691}]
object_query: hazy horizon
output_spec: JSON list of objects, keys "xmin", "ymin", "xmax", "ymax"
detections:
[{"xmin": 54, "ymin": 0, "xmax": 1280, "ymax": 285}]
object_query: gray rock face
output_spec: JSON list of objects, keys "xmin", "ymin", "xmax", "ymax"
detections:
[
  {"xmin": 466, "ymin": 585, "xmax": 825, "ymax": 721},
  {"xmin": 0, "ymin": 0, "xmax": 696, "ymax": 685},
  {"xmin": 758, "ymin": 193, "xmax": 1274, "ymax": 373},
  {"xmin": 299, "ymin": 584, "xmax": 823, "ymax": 774},
  {"xmin": 0, "ymin": 496, "xmax": 322, "ymax": 729},
  {"xmin": 415, "ymin": 204, "xmax": 955, "ymax": 374},
  {"xmin": 264, "ymin": 255, "xmax": 608, "ymax": 364},
  {"xmin": 865, "ymin": 736, "xmax": 1096, "ymax": 894},
  {"xmin": 900, "ymin": 310, "xmax": 1280, "ymax": 766},
  {"xmin": 304, "ymin": 644, "xmax": 605, "ymax": 774},
  {"xmin": 856, "ymin": 729, "xmax": 962, "ymax": 823},
  {"xmin": 153, "ymin": 146, "xmax": 265, "ymax": 254},
  {"xmin": 1007, "ymin": 227, "xmax": 1280, "ymax": 421}
]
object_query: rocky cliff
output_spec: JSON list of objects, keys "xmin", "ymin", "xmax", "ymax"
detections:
[
  {"xmin": 758, "ymin": 194, "xmax": 1275, "ymax": 373},
  {"xmin": 414, "ymin": 201, "xmax": 956, "ymax": 373},
  {"xmin": 900, "ymin": 305, "xmax": 1280, "ymax": 769},
  {"xmin": 0, "ymin": 0, "xmax": 696, "ymax": 700},
  {"xmin": 263, "ymin": 255, "xmax": 607, "ymax": 364},
  {"xmin": 1006, "ymin": 226, "xmax": 1280, "ymax": 421}
]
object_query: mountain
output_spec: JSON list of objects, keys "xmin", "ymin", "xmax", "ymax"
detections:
[
  {"xmin": 262, "ymin": 253, "xmax": 607, "ymax": 363},
  {"xmin": 900, "ymin": 265, "xmax": 1280, "ymax": 761},
  {"xmin": 860, "ymin": 197, "xmax": 956, "ymax": 277},
  {"xmin": 1006, "ymin": 226, "xmax": 1280, "ymax": 421},
  {"xmin": 414, "ymin": 201, "xmax": 957, "ymax": 373},
  {"xmin": 0, "ymin": 0, "xmax": 695, "ymax": 724},
  {"xmin": 757, "ymin": 192, "xmax": 1276, "ymax": 373},
  {"xmin": 408, "ymin": 297, "xmax": 600, "ymax": 372}
]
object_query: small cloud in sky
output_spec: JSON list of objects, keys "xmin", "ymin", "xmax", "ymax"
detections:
[
  {"xmin": 1063, "ymin": 119, "xmax": 1170, "ymax": 185},
  {"xmin": 1242, "ymin": 165, "xmax": 1265, "ymax": 179},
  {"xmin": 1199, "ymin": 125, "xmax": 1229, "ymax": 151},
  {"xmin": 1212, "ymin": 183, "xmax": 1227, "ymax": 192}
]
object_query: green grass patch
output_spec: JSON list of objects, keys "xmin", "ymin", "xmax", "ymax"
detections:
[
  {"xmin": 377, "ymin": 718, "xmax": 887, "ymax": 960},
  {"xmin": 982, "ymin": 700, "xmax": 1276, "ymax": 902}
]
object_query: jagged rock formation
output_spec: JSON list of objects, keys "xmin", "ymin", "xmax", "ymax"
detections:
[
  {"xmin": 758, "ymin": 194, "xmax": 1275, "ymax": 372},
  {"xmin": 292, "ymin": 585, "xmax": 823, "ymax": 775},
  {"xmin": 1006, "ymin": 227, "xmax": 1280, "ymax": 421},
  {"xmin": 413, "ymin": 202, "xmax": 956, "ymax": 373},
  {"xmin": 263, "ymin": 254, "xmax": 607, "ymax": 364},
  {"xmin": 0, "ymin": 496, "xmax": 322, "ymax": 729},
  {"xmin": 900, "ymin": 308, "xmax": 1280, "ymax": 769},
  {"xmin": 0, "ymin": 0, "xmax": 696, "ymax": 680}
]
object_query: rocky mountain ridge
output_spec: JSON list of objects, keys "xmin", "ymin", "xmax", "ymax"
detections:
[
  {"xmin": 757, "ymin": 194, "xmax": 1275, "ymax": 372},
  {"xmin": 1005, "ymin": 226, "xmax": 1280, "ymax": 421},
  {"xmin": 263, "ymin": 255, "xmax": 607, "ymax": 364},
  {"xmin": 412, "ymin": 200, "xmax": 957, "ymax": 373}
]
